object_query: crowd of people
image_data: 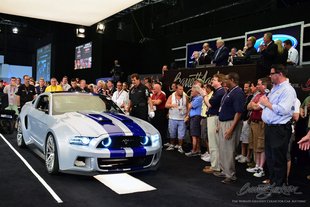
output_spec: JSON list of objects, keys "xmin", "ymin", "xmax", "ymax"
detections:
[
  {"xmin": 191, "ymin": 33, "xmax": 299, "ymax": 78},
  {"xmin": 125, "ymin": 65, "xmax": 309, "ymax": 188},
  {"xmin": 0, "ymin": 32, "xmax": 309, "ymax": 191}
]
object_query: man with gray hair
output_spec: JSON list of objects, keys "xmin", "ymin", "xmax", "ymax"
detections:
[
  {"xmin": 199, "ymin": 42, "xmax": 214, "ymax": 65},
  {"xmin": 212, "ymin": 39, "xmax": 229, "ymax": 66}
]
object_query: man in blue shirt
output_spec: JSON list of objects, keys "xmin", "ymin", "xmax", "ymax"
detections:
[
  {"xmin": 214, "ymin": 72, "xmax": 245, "ymax": 184},
  {"xmin": 185, "ymin": 85, "xmax": 203, "ymax": 157},
  {"xmin": 200, "ymin": 74, "xmax": 226, "ymax": 174},
  {"xmin": 259, "ymin": 64, "xmax": 296, "ymax": 186}
]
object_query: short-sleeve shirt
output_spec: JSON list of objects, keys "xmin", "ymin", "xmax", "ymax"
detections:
[
  {"xmin": 15, "ymin": 84, "xmax": 36, "ymax": 107},
  {"xmin": 219, "ymin": 86, "xmax": 245, "ymax": 121},
  {"xmin": 207, "ymin": 87, "xmax": 225, "ymax": 116},
  {"xmin": 129, "ymin": 83, "xmax": 150, "ymax": 107},
  {"xmin": 45, "ymin": 85, "xmax": 63, "ymax": 92},
  {"xmin": 249, "ymin": 93, "xmax": 264, "ymax": 121},
  {"xmin": 189, "ymin": 95, "xmax": 203, "ymax": 117},
  {"xmin": 151, "ymin": 92, "xmax": 166, "ymax": 110}
]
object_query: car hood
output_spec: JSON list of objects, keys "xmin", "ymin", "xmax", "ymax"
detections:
[{"xmin": 58, "ymin": 112, "xmax": 151, "ymax": 137}]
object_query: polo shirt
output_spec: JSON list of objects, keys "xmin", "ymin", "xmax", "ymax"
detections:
[
  {"xmin": 219, "ymin": 86, "xmax": 245, "ymax": 121},
  {"xmin": 189, "ymin": 95, "xmax": 203, "ymax": 117},
  {"xmin": 207, "ymin": 87, "xmax": 225, "ymax": 116}
]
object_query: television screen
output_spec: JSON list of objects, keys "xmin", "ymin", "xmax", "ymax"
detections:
[
  {"xmin": 74, "ymin": 42, "xmax": 92, "ymax": 70},
  {"xmin": 36, "ymin": 44, "xmax": 51, "ymax": 81}
]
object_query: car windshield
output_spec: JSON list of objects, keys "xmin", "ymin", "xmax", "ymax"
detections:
[{"xmin": 52, "ymin": 94, "xmax": 114, "ymax": 115}]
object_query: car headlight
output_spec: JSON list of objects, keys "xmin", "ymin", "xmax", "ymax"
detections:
[
  {"xmin": 140, "ymin": 136, "xmax": 151, "ymax": 146},
  {"xmin": 101, "ymin": 137, "xmax": 112, "ymax": 147},
  {"xmin": 150, "ymin": 134, "xmax": 160, "ymax": 146},
  {"xmin": 69, "ymin": 136, "xmax": 95, "ymax": 146}
]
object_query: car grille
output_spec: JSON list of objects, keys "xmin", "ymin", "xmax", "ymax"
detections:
[
  {"xmin": 97, "ymin": 136, "xmax": 143, "ymax": 148},
  {"xmin": 97, "ymin": 155, "xmax": 153, "ymax": 170}
]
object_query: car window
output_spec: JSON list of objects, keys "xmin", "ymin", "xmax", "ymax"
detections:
[
  {"xmin": 52, "ymin": 94, "xmax": 106, "ymax": 115},
  {"xmin": 35, "ymin": 95, "xmax": 49, "ymax": 112}
]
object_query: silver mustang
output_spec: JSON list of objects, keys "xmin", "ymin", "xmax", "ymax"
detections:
[{"xmin": 17, "ymin": 92, "xmax": 162, "ymax": 175}]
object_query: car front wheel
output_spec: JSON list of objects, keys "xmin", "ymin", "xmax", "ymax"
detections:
[{"xmin": 45, "ymin": 134, "xmax": 59, "ymax": 174}]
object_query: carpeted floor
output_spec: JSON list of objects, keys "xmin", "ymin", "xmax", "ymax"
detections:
[{"xmin": 0, "ymin": 132, "xmax": 309, "ymax": 207}]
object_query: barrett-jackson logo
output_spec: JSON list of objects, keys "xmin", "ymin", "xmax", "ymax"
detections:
[
  {"xmin": 301, "ymin": 79, "xmax": 310, "ymax": 92},
  {"xmin": 169, "ymin": 70, "xmax": 219, "ymax": 92}
]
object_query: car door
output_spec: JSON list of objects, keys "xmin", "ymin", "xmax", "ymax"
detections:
[{"xmin": 28, "ymin": 95, "xmax": 51, "ymax": 151}]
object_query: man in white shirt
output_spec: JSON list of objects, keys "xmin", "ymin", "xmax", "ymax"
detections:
[
  {"xmin": 112, "ymin": 81, "xmax": 129, "ymax": 112},
  {"xmin": 60, "ymin": 76, "xmax": 71, "ymax": 91},
  {"xmin": 284, "ymin": 40, "xmax": 299, "ymax": 65},
  {"xmin": 3, "ymin": 77, "xmax": 19, "ymax": 115}
]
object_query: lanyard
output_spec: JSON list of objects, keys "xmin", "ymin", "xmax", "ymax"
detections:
[
  {"xmin": 220, "ymin": 86, "xmax": 238, "ymax": 107},
  {"xmin": 116, "ymin": 90, "xmax": 123, "ymax": 100}
]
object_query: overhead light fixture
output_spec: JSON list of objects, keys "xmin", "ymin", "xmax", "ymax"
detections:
[
  {"xmin": 12, "ymin": 27, "xmax": 19, "ymax": 34},
  {"xmin": 76, "ymin": 26, "xmax": 85, "ymax": 38},
  {"xmin": 96, "ymin": 22, "xmax": 105, "ymax": 34}
]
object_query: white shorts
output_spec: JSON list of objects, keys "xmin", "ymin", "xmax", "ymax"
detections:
[{"xmin": 239, "ymin": 121, "xmax": 250, "ymax": 144}]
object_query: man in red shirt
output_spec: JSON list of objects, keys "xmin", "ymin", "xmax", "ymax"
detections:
[
  {"xmin": 246, "ymin": 78, "xmax": 271, "ymax": 178},
  {"xmin": 151, "ymin": 83, "xmax": 167, "ymax": 144}
]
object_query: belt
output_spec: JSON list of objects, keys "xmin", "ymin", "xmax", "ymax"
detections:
[
  {"xmin": 266, "ymin": 122, "xmax": 291, "ymax": 127},
  {"xmin": 206, "ymin": 114, "xmax": 217, "ymax": 118},
  {"xmin": 249, "ymin": 119, "xmax": 262, "ymax": 123}
]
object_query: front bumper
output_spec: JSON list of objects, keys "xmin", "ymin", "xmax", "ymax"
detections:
[{"xmin": 58, "ymin": 143, "xmax": 162, "ymax": 175}]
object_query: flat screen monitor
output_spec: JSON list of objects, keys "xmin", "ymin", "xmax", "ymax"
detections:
[
  {"xmin": 74, "ymin": 42, "xmax": 92, "ymax": 70},
  {"xmin": 36, "ymin": 44, "xmax": 51, "ymax": 81}
]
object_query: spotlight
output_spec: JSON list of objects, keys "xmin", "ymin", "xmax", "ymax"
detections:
[
  {"xmin": 76, "ymin": 26, "xmax": 85, "ymax": 38},
  {"xmin": 96, "ymin": 22, "xmax": 105, "ymax": 34},
  {"xmin": 12, "ymin": 27, "xmax": 19, "ymax": 34}
]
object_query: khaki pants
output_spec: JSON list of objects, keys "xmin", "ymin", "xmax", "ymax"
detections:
[
  {"xmin": 250, "ymin": 121, "xmax": 265, "ymax": 153},
  {"xmin": 207, "ymin": 116, "xmax": 220, "ymax": 171},
  {"xmin": 219, "ymin": 120, "xmax": 242, "ymax": 179}
]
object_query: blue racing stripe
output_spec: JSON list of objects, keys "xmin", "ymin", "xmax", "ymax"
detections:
[
  {"xmin": 105, "ymin": 112, "xmax": 146, "ymax": 136},
  {"xmin": 80, "ymin": 113, "xmax": 125, "ymax": 136},
  {"xmin": 109, "ymin": 149, "xmax": 126, "ymax": 158},
  {"xmin": 132, "ymin": 147, "xmax": 147, "ymax": 157}
]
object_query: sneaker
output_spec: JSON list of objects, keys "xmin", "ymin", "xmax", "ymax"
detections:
[
  {"xmin": 174, "ymin": 144, "xmax": 179, "ymax": 149},
  {"xmin": 221, "ymin": 177, "xmax": 236, "ymax": 184},
  {"xmin": 166, "ymin": 145, "xmax": 175, "ymax": 151},
  {"xmin": 213, "ymin": 172, "xmax": 226, "ymax": 178},
  {"xmin": 253, "ymin": 168, "xmax": 265, "ymax": 178},
  {"xmin": 185, "ymin": 151, "xmax": 200, "ymax": 157},
  {"xmin": 262, "ymin": 179, "xmax": 271, "ymax": 184},
  {"xmin": 178, "ymin": 146, "xmax": 184, "ymax": 154},
  {"xmin": 238, "ymin": 156, "xmax": 249, "ymax": 163},
  {"xmin": 163, "ymin": 142, "xmax": 171, "ymax": 147},
  {"xmin": 201, "ymin": 155, "xmax": 210, "ymax": 162},
  {"xmin": 235, "ymin": 154, "xmax": 242, "ymax": 161},
  {"xmin": 246, "ymin": 166, "xmax": 259, "ymax": 173},
  {"xmin": 201, "ymin": 152, "xmax": 210, "ymax": 158}
]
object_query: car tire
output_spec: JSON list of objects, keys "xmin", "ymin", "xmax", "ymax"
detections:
[
  {"xmin": 16, "ymin": 119, "xmax": 26, "ymax": 148},
  {"xmin": 45, "ymin": 134, "xmax": 59, "ymax": 174}
]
